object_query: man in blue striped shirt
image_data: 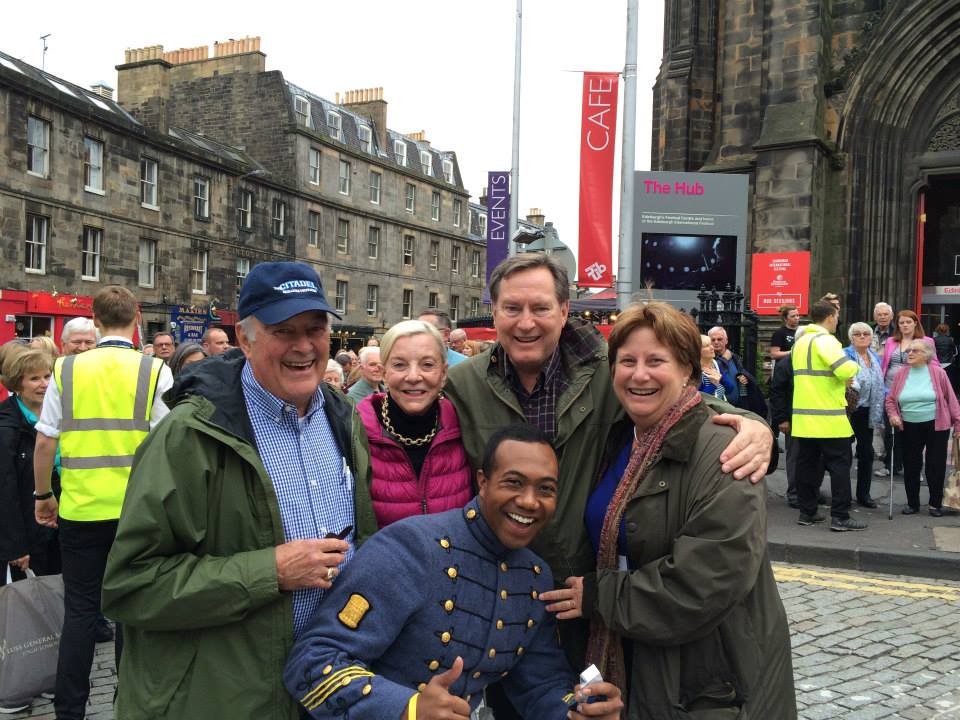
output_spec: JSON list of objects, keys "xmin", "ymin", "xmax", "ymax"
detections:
[{"xmin": 102, "ymin": 262, "xmax": 376, "ymax": 720}]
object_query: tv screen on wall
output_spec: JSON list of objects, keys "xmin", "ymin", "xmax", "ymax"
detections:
[{"xmin": 639, "ymin": 233, "xmax": 738, "ymax": 291}]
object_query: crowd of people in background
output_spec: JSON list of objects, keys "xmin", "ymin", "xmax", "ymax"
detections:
[
  {"xmin": 767, "ymin": 298, "xmax": 960, "ymax": 527},
  {"xmin": 11, "ymin": 255, "xmax": 957, "ymax": 718}
]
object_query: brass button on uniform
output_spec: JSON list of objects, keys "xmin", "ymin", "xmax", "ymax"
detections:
[
  {"xmin": 496, "ymin": 619, "xmax": 504, "ymax": 630},
  {"xmin": 322, "ymin": 665, "xmax": 333, "ymax": 675},
  {"xmin": 441, "ymin": 631, "xmax": 452, "ymax": 644},
  {"xmin": 500, "ymin": 590, "xmax": 508, "ymax": 600},
  {"xmin": 443, "ymin": 600, "xmax": 455, "ymax": 612},
  {"xmin": 418, "ymin": 682, "xmax": 427, "ymax": 692},
  {"xmin": 429, "ymin": 660, "xmax": 440, "ymax": 671},
  {"xmin": 530, "ymin": 590, "xmax": 538, "ymax": 600},
  {"xmin": 362, "ymin": 684, "xmax": 372, "ymax": 696},
  {"xmin": 472, "ymin": 671, "xmax": 481, "ymax": 679},
  {"xmin": 533, "ymin": 565, "xmax": 542, "ymax": 574},
  {"xmin": 466, "ymin": 509, "xmax": 477, "ymax": 520},
  {"xmin": 488, "ymin": 648, "xmax": 496, "ymax": 658},
  {"xmin": 341, "ymin": 676, "xmax": 352, "ymax": 687},
  {"xmin": 516, "ymin": 646, "xmax": 524, "ymax": 656},
  {"xmin": 440, "ymin": 538, "xmax": 450, "ymax": 549},
  {"xmin": 500, "ymin": 562, "xmax": 508, "ymax": 572},
  {"xmin": 526, "ymin": 618, "xmax": 535, "ymax": 628},
  {"xmin": 447, "ymin": 567, "xmax": 458, "ymax": 579}
]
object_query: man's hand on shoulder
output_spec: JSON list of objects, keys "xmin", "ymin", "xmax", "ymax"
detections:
[
  {"xmin": 415, "ymin": 656, "xmax": 470, "ymax": 720},
  {"xmin": 275, "ymin": 538, "xmax": 349, "ymax": 591},
  {"xmin": 713, "ymin": 414, "xmax": 773, "ymax": 483}
]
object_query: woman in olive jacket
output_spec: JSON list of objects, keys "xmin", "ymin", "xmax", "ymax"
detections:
[{"xmin": 542, "ymin": 303, "xmax": 795, "ymax": 719}]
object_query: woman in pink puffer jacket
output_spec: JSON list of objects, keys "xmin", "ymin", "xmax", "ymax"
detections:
[{"xmin": 356, "ymin": 320, "xmax": 472, "ymax": 528}]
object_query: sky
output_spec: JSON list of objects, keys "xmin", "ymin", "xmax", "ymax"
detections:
[{"xmin": 0, "ymin": 1, "xmax": 665, "ymax": 267}]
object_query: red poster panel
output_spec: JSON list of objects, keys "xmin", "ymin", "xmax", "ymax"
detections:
[
  {"xmin": 577, "ymin": 72, "xmax": 619, "ymax": 288},
  {"xmin": 751, "ymin": 252, "xmax": 811, "ymax": 315}
]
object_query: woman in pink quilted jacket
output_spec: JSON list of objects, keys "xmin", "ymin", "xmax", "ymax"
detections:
[{"xmin": 356, "ymin": 320, "xmax": 473, "ymax": 528}]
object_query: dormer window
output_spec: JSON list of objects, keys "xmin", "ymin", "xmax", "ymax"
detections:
[
  {"xmin": 420, "ymin": 150, "xmax": 432, "ymax": 176},
  {"xmin": 442, "ymin": 159, "xmax": 454, "ymax": 184},
  {"xmin": 294, "ymin": 96, "xmax": 311, "ymax": 127},
  {"xmin": 394, "ymin": 140, "xmax": 407, "ymax": 167},
  {"xmin": 327, "ymin": 111, "xmax": 342, "ymax": 142},
  {"xmin": 358, "ymin": 125, "xmax": 373, "ymax": 154}
]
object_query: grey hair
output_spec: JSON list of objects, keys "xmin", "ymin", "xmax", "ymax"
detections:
[
  {"xmin": 873, "ymin": 302, "xmax": 893, "ymax": 313},
  {"xmin": 847, "ymin": 322, "xmax": 873, "ymax": 342},
  {"xmin": 909, "ymin": 340, "xmax": 935, "ymax": 362},
  {"xmin": 380, "ymin": 320, "xmax": 446, "ymax": 365},
  {"xmin": 358, "ymin": 346, "xmax": 381, "ymax": 365},
  {"xmin": 62, "ymin": 317, "xmax": 97, "ymax": 343},
  {"xmin": 707, "ymin": 326, "xmax": 728, "ymax": 339},
  {"xmin": 237, "ymin": 315, "xmax": 259, "ymax": 342},
  {"xmin": 325, "ymin": 359, "xmax": 344, "ymax": 384}
]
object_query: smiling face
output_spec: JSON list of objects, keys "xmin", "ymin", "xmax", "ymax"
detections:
[
  {"xmin": 613, "ymin": 326, "xmax": 690, "ymax": 432},
  {"xmin": 63, "ymin": 330, "xmax": 96, "ymax": 355},
  {"xmin": 17, "ymin": 364, "xmax": 51, "ymax": 413},
  {"xmin": 384, "ymin": 333, "xmax": 447, "ymax": 415},
  {"xmin": 477, "ymin": 439, "xmax": 558, "ymax": 550},
  {"xmin": 237, "ymin": 310, "xmax": 329, "ymax": 416},
  {"xmin": 493, "ymin": 267, "xmax": 569, "ymax": 384}
]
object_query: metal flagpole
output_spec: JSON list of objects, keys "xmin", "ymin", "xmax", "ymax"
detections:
[
  {"xmin": 509, "ymin": 0, "xmax": 523, "ymax": 257},
  {"xmin": 617, "ymin": 0, "xmax": 639, "ymax": 309}
]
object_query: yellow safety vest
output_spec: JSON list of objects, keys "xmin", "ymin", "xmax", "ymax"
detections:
[
  {"xmin": 790, "ymin": 324, "xmax": 859, "ymax": 438},
  {"xmin": 54, "ymin": 346, "xmax": 164, "ymax": 521}
]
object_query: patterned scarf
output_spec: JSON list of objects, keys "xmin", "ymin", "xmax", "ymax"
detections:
[{"xmin": 586, "ymin": 384, "xmax": 702, "ymax": 695}]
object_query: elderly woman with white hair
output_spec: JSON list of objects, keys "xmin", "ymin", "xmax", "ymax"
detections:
[
  {"xmin": 885, "ymin": 339, "xmax": 960, "ymax": 516},
  {"xmin": 843, "ymin": 322, "xmax": 885, "ymax": 508},
  {"xmin": 323, "ymin": 359, "xmax": 345, "ymax": 392},
  {"xmin": 355, "ymin": 320, "xmax": 472, "ymax": 528}
]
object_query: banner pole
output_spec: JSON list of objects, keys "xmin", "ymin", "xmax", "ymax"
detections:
[
  {"xmin": 617, "ymin": 0, "xmax": 639, "ymax": 309},
  {"xmin": 509, "ymin": 0, "xmax": 523, "ymax": 257}
]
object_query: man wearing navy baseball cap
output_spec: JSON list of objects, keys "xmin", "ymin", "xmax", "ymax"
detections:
[{"xmin": 103, "ymin": 262, "xmax": 377, "ymax": 720}]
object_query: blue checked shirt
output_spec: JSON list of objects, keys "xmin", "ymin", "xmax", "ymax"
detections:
[{"xmin": 241, "ymin": 364, "xmax": 355, "ymax": 638}]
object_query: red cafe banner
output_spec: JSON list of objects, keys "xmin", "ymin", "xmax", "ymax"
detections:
[
  {"xmin": 750, "ymin": 251, "xmax": 811, "ymax": 315},
  {"xmin": 577, "ymin": 72, "xmax": 619, "ymax": 288}
]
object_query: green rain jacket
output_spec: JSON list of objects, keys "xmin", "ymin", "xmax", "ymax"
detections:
[{"xmin": 102, "ymin": 351, "xmax": 376, "ymax": 720}]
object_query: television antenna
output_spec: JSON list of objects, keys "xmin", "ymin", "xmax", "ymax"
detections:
[{"xmin": 40, "ymin": 34, "xmax": 51, "ymax": 71}]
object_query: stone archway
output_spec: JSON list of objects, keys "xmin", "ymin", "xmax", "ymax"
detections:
[{"xmin": 838, "ymin": 0, "xmax": 960, "ymax": 317}]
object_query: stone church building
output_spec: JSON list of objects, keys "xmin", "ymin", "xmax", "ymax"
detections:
[{"xmin": 652, "ymin": 0, "xmax": 960, "ymax": 332}]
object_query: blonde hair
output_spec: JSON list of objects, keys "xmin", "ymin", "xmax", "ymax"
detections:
[
  {"xmin": 380, "ymin": 320, "xmax": 446, "ymax": 365},
  {"xmin": 30, "ymin": 335, "xmax": 59, "ymax": 358}
]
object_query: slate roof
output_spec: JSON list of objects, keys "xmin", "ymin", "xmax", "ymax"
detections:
[{"xmin": 285, "ymin": 80, "xmax": 464, "ymax": 190}]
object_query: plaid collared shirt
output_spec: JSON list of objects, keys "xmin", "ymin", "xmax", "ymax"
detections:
[
  {"xmin": 503, "ymin": 346, "xmax": 569, "ymax": 442},
  {"xmin": 241, "ymin": 363, "xmax": 355, "ymax": 638}
]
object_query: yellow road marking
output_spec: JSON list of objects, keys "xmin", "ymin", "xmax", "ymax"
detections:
[{"xmin": 773, "ymin": 565, "xmax": 960, "ymax": 602}]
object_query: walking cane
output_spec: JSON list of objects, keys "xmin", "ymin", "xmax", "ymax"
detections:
[{"xmin": 888, "ymin": 429, "xmax": 895, "ymax": 520}]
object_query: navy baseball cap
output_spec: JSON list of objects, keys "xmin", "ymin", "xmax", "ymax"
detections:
[{"xmin": 238, "ymin": 262, "xmax": 341, "ymax": 324}]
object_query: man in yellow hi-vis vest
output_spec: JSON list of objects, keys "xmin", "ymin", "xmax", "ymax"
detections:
[
  {"xmin": 33, "ymin": 286, "xmax": 172, "ymax": 720},
  {"xmin": 790, "ymin": 300, "xmax": 866, "ymax": 532}
]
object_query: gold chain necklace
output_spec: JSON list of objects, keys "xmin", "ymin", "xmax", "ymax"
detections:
[{"xmin": 380, "ymin": 394, "xmax": 439, "ymax": 447}]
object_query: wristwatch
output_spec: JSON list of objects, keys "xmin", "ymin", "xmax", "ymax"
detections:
[{"xmin": 33, "ymin": 490, "xmax": 54, "ymax": 500}]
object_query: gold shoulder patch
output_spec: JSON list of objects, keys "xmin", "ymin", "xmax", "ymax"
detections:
[{"xmin": 338, "ymin": 594, "xmax": 371, "ymax": 630}]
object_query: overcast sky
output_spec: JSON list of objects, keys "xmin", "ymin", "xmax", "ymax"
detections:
[{"xmin": 0, "ymin": 1, "xmax": 665, "ymax": 266}]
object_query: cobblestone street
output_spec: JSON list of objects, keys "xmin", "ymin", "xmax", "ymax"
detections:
[{"xmin": 9, "ymin": 564, "xmax": 960, "ymax": 719}]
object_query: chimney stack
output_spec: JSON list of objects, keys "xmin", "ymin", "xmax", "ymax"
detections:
[
  {"xmin": 340, "ymin": 87, "xmax": 388, "ymax": 153},
  {"xmin": 526, "ymin": 208, "xmax": 545, "ymax": 227}
]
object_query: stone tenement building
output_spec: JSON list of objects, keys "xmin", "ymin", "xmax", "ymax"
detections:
[
  {"xmin": 652, "ymin": 0, "xmax": 960, "ymax": 333},
  {"xmin": 0, "ymin": 37, "xmax": 485, "ymax": 344}
]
